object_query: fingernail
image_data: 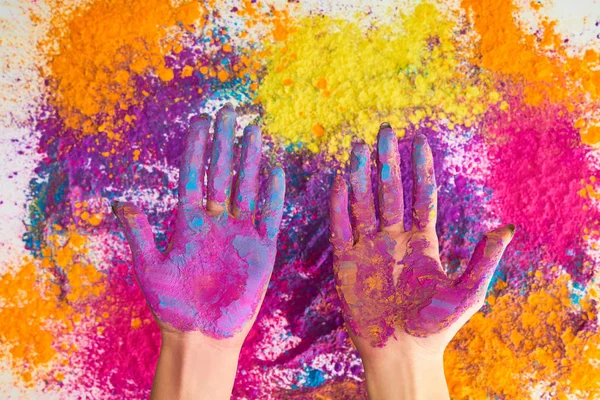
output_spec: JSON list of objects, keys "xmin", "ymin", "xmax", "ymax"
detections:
[
  {"xmin": 191, "ymin": 113, "xmax": 210, "ymax": 125},
  {"xmin": 111, "ymin": 201, "xmax": 120, "ymax": 216},
  {"xmin": 508, "ymin": 223, "xmax": 516, "ymax": 237},
  {"xmin": 380, "ymin": 122, "xmax": 391, "ymax": 129}
]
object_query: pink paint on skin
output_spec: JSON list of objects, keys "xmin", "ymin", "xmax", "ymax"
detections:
[
  {"xmin": 349, "ymin": 143, "xmax": 377, "ymax": 238},
  {"xmin": 113, "ymin": 106, "xmax": 285, "ymax": 338},
  {"xmin": 331, "ymin": 174, "xmax": 397, "ymax": 346},
  {"xmin": 207, "ymin": 103, "xmax": 237, "ymax": 208},
  {"xmin": 411, "ymin": 132, "xmax": 437, "ymax": 229},
  {"xmin": 232, "ymin": 125, "xmax": 261, "ymax": 219},
  {"xmin": 377, "ymin": 123, "xmax": 404, "ymax": 227},
  {"xmin": 331, "ymin": 129, "xmax": 513, "ymax": 346},
  {"xmin": 396, "ymin": 226, "xmax": 513, "ymax": 337}
]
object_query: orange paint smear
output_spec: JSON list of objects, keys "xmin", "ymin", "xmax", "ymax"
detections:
[
  {"xmin": 446, "ymin": 273, "xmax": 600, "ymax": 398},
  {"xmin": 0, "ymin": 228, "xmax": 104, "ymax": 385},
  {"xmin": 462, "ymin": 0, "xmax": 600, "ymax": 144}
]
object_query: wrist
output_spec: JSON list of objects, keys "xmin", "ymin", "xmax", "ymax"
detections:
[
  {"xmin": 360, "ymin": 342, "xmax": 449, "ymax": 400},
  {"xmin": 151, "ymin": 330, "xmax": 242, "ymax": 400},
  {"xmin": 160, "ymin": 328, "xmax": 245, "ymax": 354}
]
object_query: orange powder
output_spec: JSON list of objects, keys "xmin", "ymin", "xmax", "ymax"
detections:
[
  {"xmin": 235, "ymin": 0, "xmax": 296, "ymax": 42},
  {"xmin": 461, "ymin": 0, "xmax": 600, "ymax": 144},
  {"xmin": 39, "ymin": 0, "xmax": 206, "ymax": 135},
  {"xmin": 0, "ymin": 227, "xmax": 104, "ymax": 385},
  {"xmin": 445, "ymin": 273, "xmax": 600, "ymax": 398}
]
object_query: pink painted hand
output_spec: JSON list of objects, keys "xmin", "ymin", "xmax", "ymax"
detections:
[
  {"xmin": 330, "ymin": 124, "xmax": 514, "ymax": 399},
  {"xmin": 113, "ymin": 104, "xmax": 285, "ymax": 342}
]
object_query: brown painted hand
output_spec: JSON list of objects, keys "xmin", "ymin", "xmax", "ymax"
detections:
[{"xmin": 330, "ymin": 124, "xmax": 514, "ymax": 355}]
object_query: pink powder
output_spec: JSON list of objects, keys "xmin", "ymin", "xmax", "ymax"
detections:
[{"xmin": 485, "ymin": 96, "xmax": 598, "ymax": 282}]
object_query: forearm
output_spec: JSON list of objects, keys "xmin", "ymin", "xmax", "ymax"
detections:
[
  {"xmin": 151, "ymin": 331, "xmax": 241, "ymax": 400},
  {"xmin": 361, "ymin": 348, "xmax": 449, "ymax": 400}
]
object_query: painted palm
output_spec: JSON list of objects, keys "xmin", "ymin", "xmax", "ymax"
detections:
[
  {"xmin": 330, "ymin": 126, "xmax": 514, "ymax": 348},
  {"xmin": 114, "ymin": 105, "xmax": 285, "ymax": 339}
]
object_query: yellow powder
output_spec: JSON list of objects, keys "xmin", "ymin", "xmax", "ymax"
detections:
[
  {"xmin": 0, "ymin": 228, "xmax": 104, "ymax": 385},
  {"xmin": 39, "ymin": 0, "xmax": 205, "ymax": 135},
  {"xmin": 258, "ymin": 3, "xmax": 498, "ymax": 160},
  {"xmin": 445, "ymin": 274, "xmax": 600, "ymax": 398}
]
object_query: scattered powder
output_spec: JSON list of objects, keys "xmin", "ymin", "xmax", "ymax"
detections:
[
  {"xmin": 38, "ymin": 0, "xmax": 206, "ymax": 134},
  {"xmin": 445, "ymin": 273, "xmax": 600, "ymax": 399},
  {"xmin": 259, "ymin": 3, "xmax": 500, "ymax": 159},
  {"xmin": 2, "ymin": 0, "xmax": 600, "ymax": 397},
  {"xmin": 461, "ymin": 0, "xmax": 600, "ymax": 144},
  {"xmin": 0, "ymin": 228, "xmax": 104, "ymax": 387},
  {"xmin": 484, "ymin": 96, "xmax": 599, "ymax": 283}
]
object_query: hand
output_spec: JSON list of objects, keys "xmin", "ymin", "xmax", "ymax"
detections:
[
  {"xmin": 113, "ymin": 104, "xmax": 285, "ymax": 399},
  {"xmin": 330, "ymin": 124, "xmax": 514, "ymax": 399}
]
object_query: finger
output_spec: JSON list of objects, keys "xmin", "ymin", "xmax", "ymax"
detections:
[
  {"xmin": 349, "ymin": 142, "xmax": 376, "ymax": 238},
  {"xmin": 232, "ymin": 125, "xmax": 261, "ymax": 220},
  {"xmin": 411, "ymin": 132, "xmax": 437, "ymax": 230},
  {"xmin": 179, "ymin": 114, "xmax": 210, "ymax": 208},
  {"xmin": 258, "ymin": 167, "xmax": 286, "ymax": 241},
  {"xmin": 207, "ymin": 104, "xmax": 236, "ymax": 215},
  {"xmin": 456, "ymin": 224, "xmax": 515, "ymax": 296},
  {"xmin": 112, "ymin": 201, "xmax": 161, "ymax": 263},
  {"xmin": 330, "ymin": 174, "xmax": 353, "ymax": 253},
  {"xmin": 377, "ymin": 123, "xmax": 404, "ymax": 230}
]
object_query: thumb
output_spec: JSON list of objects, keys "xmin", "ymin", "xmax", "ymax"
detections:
[
  {"xmin": 456, "ymin": 224, "xmax": 515, "ymax": 300},
  {"xmin": 112, "ymin": 201, "xmax": 160, "ymax": 264}
]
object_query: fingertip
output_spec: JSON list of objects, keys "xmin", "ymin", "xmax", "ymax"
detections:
[
  {"xmin": 111, "ymin": 200, "xmax": 120, "ymax": 217},
  {"xmin": 218, "ymin": 102, "xmax": 237, "ymax": 117},
  {"xmin": 243, "ymin": 124, "xmax": 262, "ymax": 141},
  {"xmin": 486, "ymin": 223, "xmax": 516, "ymax": 243},
  {"xmin": 377, "ymin": 126, "xmax": 397, "ymax": 159},
  {"xmin": 508, "ymin": 223, "xmax": 516, "ymax": 237},
  {"xmin": 191, "ymin": 113, "xmax": 211, "ymax": 124},
  {"xmin": 352, "ymin": 141, "xmax": 370, "ymax": 156},
  {"xmin": 271, "ymin": 165, "xmax": 285, "ymax": 182},
  {"xmin": 378, "ymin": 124, "xmax": 395, "ymax": 140},
  {"xmin": 413, "ymin": 131, "xmax": 428, "ymax": 146},
  {"xmin": 114, "ymin": 202, "xmax": 140, "ymax": 217},
  {"xmin": 332, "ymin": 174, "xmax": 347, "ymax": 193},
  {"xmin": 350, "ymin": 143, "xmax": 371, "ymax": 175}
]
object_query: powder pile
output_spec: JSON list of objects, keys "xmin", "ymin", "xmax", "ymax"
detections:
[{"xmin": 259, "ymin": 3, "xmax": 500, "ymax": 159}]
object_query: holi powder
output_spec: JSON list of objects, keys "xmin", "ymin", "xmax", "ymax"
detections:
[
  {"xmin": 0, "ymin": 0, "xmax": 600, "ymax": 398},
  {"xmin": 259, "ymin": 3, "xmax": 499, "ymax": 158}
]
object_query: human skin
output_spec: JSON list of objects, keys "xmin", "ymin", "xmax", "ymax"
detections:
[
  {"xmin": 113, "ymin": 104, "xmax": 285, "ymax": 400},
  {"xmin": 330, "ymin": 123, "xmax": 515, "ymax": 400}
]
